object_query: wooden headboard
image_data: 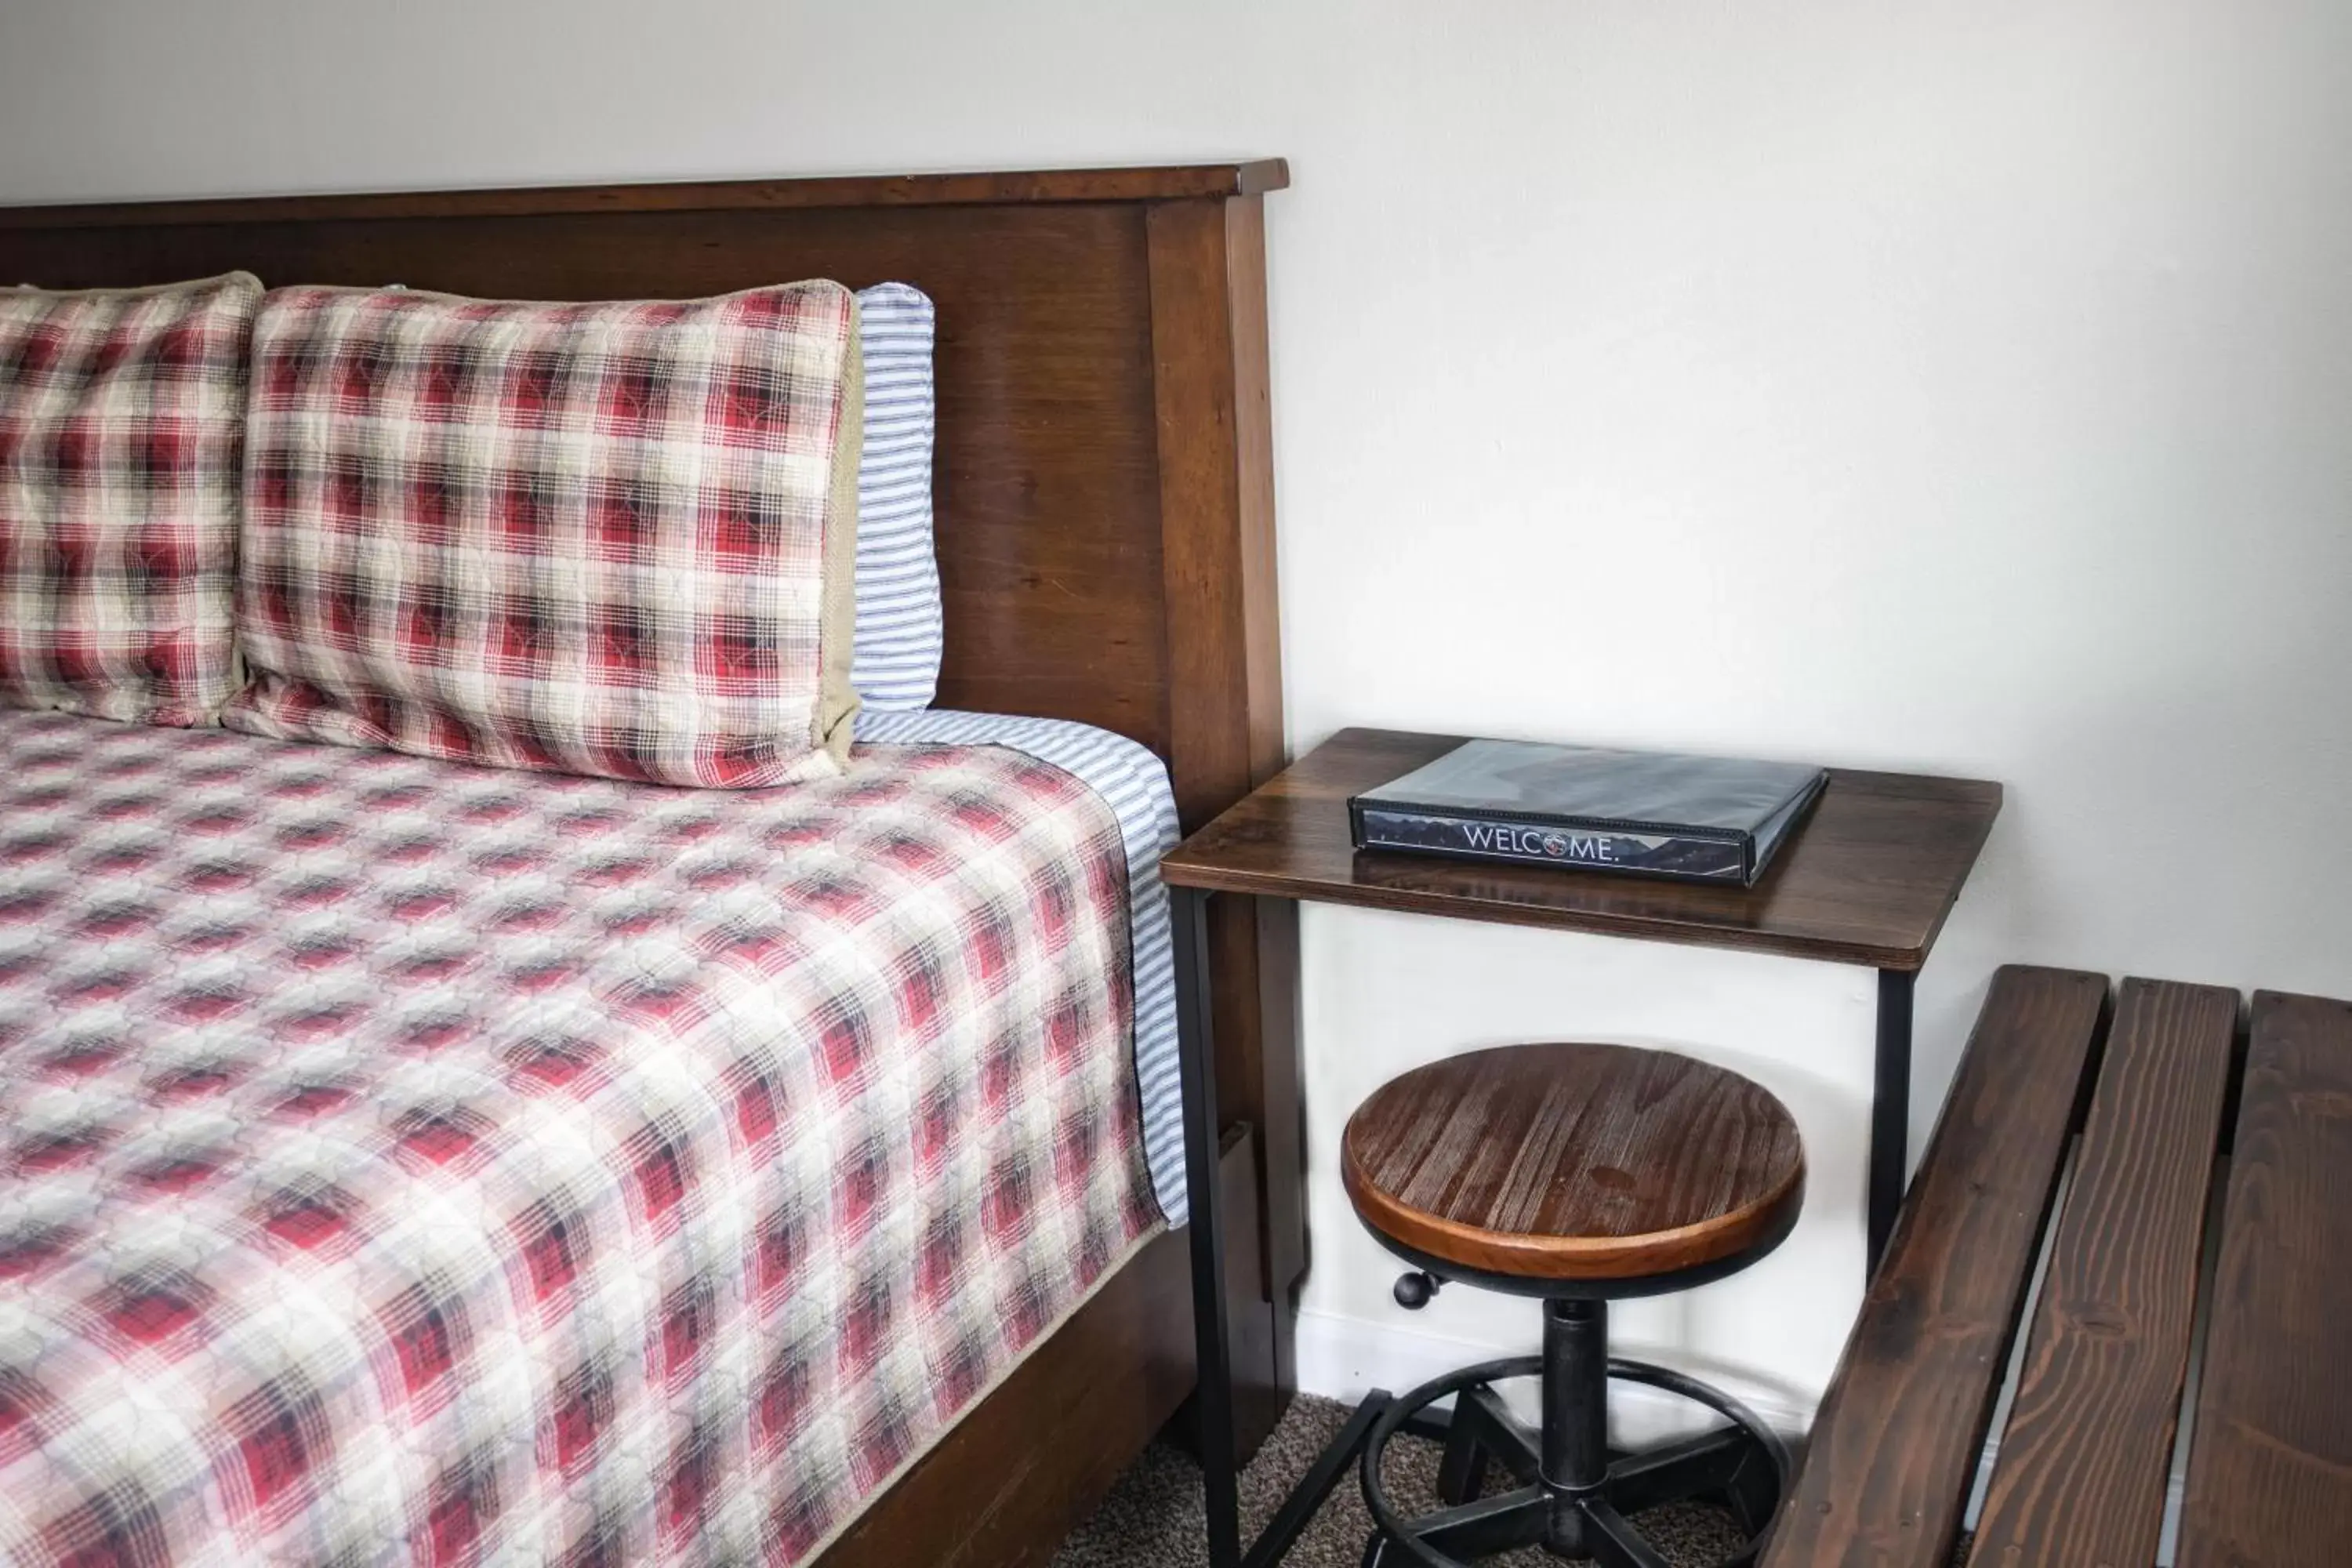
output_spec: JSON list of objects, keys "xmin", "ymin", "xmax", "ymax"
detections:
[
  {"xmin": 0, "ymin": 162, "xmax": 1288, "ymax": 830},
  {"xmin": 0, "ymin": 165, "xmax": 1309, "ymax": 1443}
]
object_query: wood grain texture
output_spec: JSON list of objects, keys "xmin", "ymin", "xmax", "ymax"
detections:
[
  {"xmin": 0, "ymin": 167, "xmax": 1297, "ymax": 1568},
  {"xmin": 1761, "ymin": 965, "xmax": 2109, "ymax": 1568},
  {"xmin": 0, "ymin": 162, "xmax": 1291, "ymax": 229},
  {"xmin": 1341, "ymin": 1044, "xmax": 1804, "ymax": 1281},
  {"xmin": 2176, "ymin": 990, "xmax": 2352, "ymax": 1568},
  {"xmin": 1145, "ymin": 194, "xmax": 1306, "ymax": 1446},
  {"xmin": 1965, "ymin": 978, "xmax": 2239, "ymax": 1568},
  {"xmin": 1160, "ymin": 728, "xmax": 2002, "ymax": 971}
]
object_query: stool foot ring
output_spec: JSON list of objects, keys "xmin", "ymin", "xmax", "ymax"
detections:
[{"xmin": 1358, "ymin": 1356, "xmax": 1789, "ymax": 1568}]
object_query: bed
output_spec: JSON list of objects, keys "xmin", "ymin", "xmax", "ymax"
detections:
[{"xmin": 0, "ymin": 162, "xmax": 1298, "ymax": 1568}]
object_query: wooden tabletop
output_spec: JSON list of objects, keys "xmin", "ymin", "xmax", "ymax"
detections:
[{"xmin": 1160, "ymin": 728, "xmax": 2001, "ymax": 971}]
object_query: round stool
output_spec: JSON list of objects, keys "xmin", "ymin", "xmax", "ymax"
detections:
[{"xmin": 1341, "ymin": 1043, "xmax": 1805, "ymax": 1568}]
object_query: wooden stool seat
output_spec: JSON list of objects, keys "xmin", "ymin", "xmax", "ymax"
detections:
[{"xmin": 1341, "ymin": 1042, "xmax": 1806, "ymax": 1285}]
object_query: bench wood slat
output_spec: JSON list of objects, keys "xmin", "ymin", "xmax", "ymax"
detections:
[
  {"xmin": 1762, "ymin": 964, "xmax": 2108, "ymax": 1568},
  {"xmin": 2177, "ymin": 990, "xmax": 2352, "ymax": 1568},
  {"xmin": 1965, "ymin": 978, "xmax": 2238, "ymax": 1568}
]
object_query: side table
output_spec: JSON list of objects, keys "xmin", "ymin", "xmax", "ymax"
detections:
[{"xmin": 1159, "ymin": 727, "xmax": 1999, "ymax": 1568}]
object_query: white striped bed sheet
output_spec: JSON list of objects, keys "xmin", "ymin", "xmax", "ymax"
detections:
[
  {"xmin": 851, "ymin": 285, "xmax": 943, "ymax": 712},
  {"xmin": 853, "ymin": 707, "xmax": 1189, "ymax": 1225}
]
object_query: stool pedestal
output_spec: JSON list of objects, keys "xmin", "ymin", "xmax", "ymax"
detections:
[{"xmin": 1542, "ymin": 1301, "xmax": 1610, "ymax": 1553}]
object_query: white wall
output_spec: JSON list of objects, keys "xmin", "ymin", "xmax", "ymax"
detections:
[{"xmin": 6, "ymin": 0, "xmax": 2348, "ymax": 1424}]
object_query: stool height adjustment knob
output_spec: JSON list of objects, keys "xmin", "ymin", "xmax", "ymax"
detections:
[{"xmin": 1392, "ymin": 1270, "xmax": 1443, "ymax": 1310}]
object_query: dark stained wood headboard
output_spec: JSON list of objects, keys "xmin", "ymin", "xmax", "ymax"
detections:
[
  {"xmin": 0, "ymin": 162, "xmax": 1288, "ymax": 829},
  {"xmin": 0, "ymin": 162, "xmax": 1309, "ymax": 1457}
]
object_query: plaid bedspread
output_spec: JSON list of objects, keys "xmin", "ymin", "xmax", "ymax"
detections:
[{"xmin": 0, "ymin": 710, "xmax": 1158, "ymax": 1566}]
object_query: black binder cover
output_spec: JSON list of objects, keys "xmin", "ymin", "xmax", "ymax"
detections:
[{"xmin": 1348, "ymin": 739, "xmax": 1828, "ymax": 887}]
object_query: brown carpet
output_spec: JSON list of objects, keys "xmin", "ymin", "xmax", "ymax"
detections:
[{"xmin": 1050, "ymin": 1396, "xmax": 1750, "ymax": 1566}]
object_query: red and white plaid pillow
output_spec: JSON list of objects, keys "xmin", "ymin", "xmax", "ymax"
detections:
[
  {"xmin": 0, "ymin": 273, "xmax": 261, "ymax": 725},
  {"xmin": 223, "ymin": 281, "xmax": 863, "ymax": 786}
]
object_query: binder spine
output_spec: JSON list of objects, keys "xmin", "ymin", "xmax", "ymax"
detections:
[{"xmin": 1349, "ymin": 803, "xmax": 1753, "ymax": 884}]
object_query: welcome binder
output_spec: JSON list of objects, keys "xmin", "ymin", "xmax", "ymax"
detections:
[{"xmin": 1348, "ymin": 738, "xmax": 1828, "ymax": 887}]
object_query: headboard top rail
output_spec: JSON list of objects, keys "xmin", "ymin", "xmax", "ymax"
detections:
[{"xmin": 0, "ymin": 160, "xmax": 1290, "ymax": 230}]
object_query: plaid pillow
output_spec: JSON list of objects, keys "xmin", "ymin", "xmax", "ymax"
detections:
[
  {"xmin": 0, "ymin": 272, "xmax": 261, "ymax": 725},
  {"xmin": 223, "ymin": 281, "xmax": 863, "ymax": 787}
]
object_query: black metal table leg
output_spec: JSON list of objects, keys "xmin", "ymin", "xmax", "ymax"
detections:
[
  {"xmin": 1173, "ymin": 885, "xmax": 1243, "ymax": 1568},
  {"xmin": 1177, "ymin": 884, "xmax": 1382, "ymax": 1568},
  {"xmin": 1867, "ymin": 967, "xmax": 1915, "ymax": 1275},
  {"xmin": 1249, "ymin": 1394, "xmax": 1388, "ymax": 1568}
]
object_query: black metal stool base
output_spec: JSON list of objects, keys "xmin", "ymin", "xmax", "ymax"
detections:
[{"xmin": 1357, "ymin": 1304, "xmax": 1789, "ymax": 1568}]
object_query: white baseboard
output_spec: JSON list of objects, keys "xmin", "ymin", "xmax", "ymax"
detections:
[{"xmin": 1291, "ymin": 1307, "xmax": 1816, "ymax": 1446}]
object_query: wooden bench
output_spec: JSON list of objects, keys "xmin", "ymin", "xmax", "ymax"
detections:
[{"xmin": 1762, "ymin": 965, "xmax": 2352, "ymax": 1568}]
